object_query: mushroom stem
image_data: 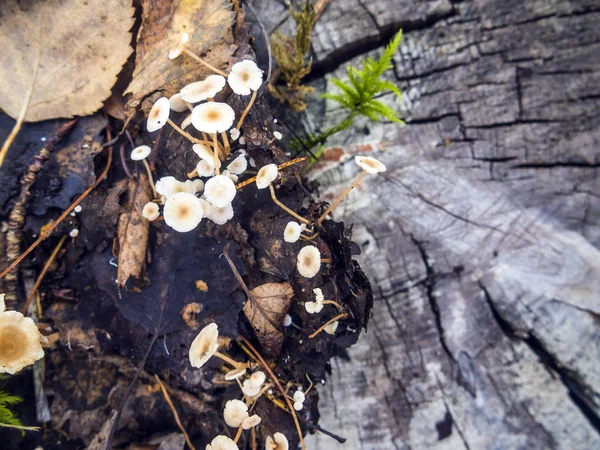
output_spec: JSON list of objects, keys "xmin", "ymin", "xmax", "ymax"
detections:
[
  {"xmin": 214, "ymin": 351, "xmax": 245, "ymax": 369},
  {"xmin": 221, "ymin": 131, "xmax": 230, "ymax": 157},
  {"xmin": 300, "ymin": 231, "xmax": 319, "ymax": 241},
  {"xmin": 212, "ymin": 133, "xmax": 221, "ymax": 175},
  {"xmin": 236, "ymin": 90, "xmax": 258, "ymax": 130},
  {"xmin": 268, "ymin": 184, "xmax": 311, "ymax": 225},
  {"xmin": 321, "ymin": 258, "xmax": 331, "ymax": 263},
  {"xmin": 141, "ymin": 159, "xmax": 157, "ymax": 198},
  {"xmin": 187, "ymin": 168, "xmax": 198, "ymax": 178},
  {"xmin": 233, "ymin": 426, "xmax": 244, "ymax": 443},
  {"xmin": 167, "ymin": 118, "xmax": 203, "ymax": 144},
  {"xmin": 316, "ymin": 170, "xmax": 367, "ymax": 226},
  {"xmin": 322, "ymin": 300, "xmax": 344, "ymax": 312},
  {"xmin": 308, "ymin": 313, "xmax": 349, "ymax": 339},
  {"xmin": 181, "ymin": 48, "xmax": 227, "ymax": 77}
]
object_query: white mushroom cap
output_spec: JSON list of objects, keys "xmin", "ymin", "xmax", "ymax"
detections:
[
  {"xmin": 206, "ymin": 202, "xmax": 234, "ymax": 225},
  {"xmin": 355, "ymin": 156, "xmax": 387, "ymax": 174},
  {"xmin": 222, "ymin": 170, "xmax": 239, "ymax": 183},
  {"xmin": 293, "ymin": 401, "xmax": 303, "ymax": 411},
  {"xmin": 273, "ymin": 131, "xmax": 283, "ymax": 140},
  {"xmin": 142, "ymin": 202, "xmax": 160, "ymax": 221},
  {"xmin": 242, "ymin": 379, "xmax": 261, "ymax": 397},
  {"xmin": 155, "ymin": 176, "xmax": 196, "ymax": 199},
  {"xmin": 191, "ymin": 102, "xmax": 235, "ymax": 134},
  {"xmin": 293, "ymin": 389, "xmax": 305, "ymax": 404},
  {"xmin": 224, "ymin": 367, "xmax": 247, "ymax": 381},
  {"xmin": 282, "ymin": 314, "xmax": 292, "ymax": 327},
  {"xmin": 255, "ymin": 164, "xmax": 278, "ymax": 189},
  {"xmin": 196, "ymin": 160, "xmax": 216, "ymax": 177},
  {"xmin": 248, "ymin": 371, "xmax": 266, "ymax": 387},
  {"xmin": 241, "ymin": 414, "xmax": 261, "ymax": 430},
  {"xmin": 305, "ymin": 300, "xmax": 323, "ymax": 314},
  {"xmin": 181, "ymin": 114, "xmax": 193, "ymax": 130},
  {"xmin": 283, "ymin": 221, "xmax": 305, "ymax": 243},
  {"xmin": 163, "ymin": 192, "xmax": 204, "ymax": 232},
  {"xmin": 313, "ymin": 288, "xmax": 324, "ymax": 303},
  {"xmin": 131, "ymin": 145, "xmax": 152, "ymax": 161},
  {"xmin": 206, "ymin": 435, "xmax": 238, "ymax": 450},
  {"xmin": 169, "ymin": 93, "xmax": 189, "ymax": 112},
  {"xmin": 0, "ymin": 310, "xmax": 45, "ymax": 374},
  {"xmin": 228, "ymin": 60, "xmax": 263, "ymax": 96},
  {"xmin": 204, "ymin": 175, "xmax": 236, "ymax": 208},
  {"xmin": 147, "ymin": 97, "xmax": 170, "ymax": 132},
  {"xmin": 324, "ymin": 320, "xmax": 339, "ymax": 335},
  {"xmin": 0, "ymin": 294, "xmax": 5, "ymax": 313},
  {"xmin": 296, "ymin": 246, "xmax": 321, "ymax": 278},
  {"xmin": 223, "ymin": 399, "xmax": 249, "ymax": 427},
  {"xmin": 226, "ymin": 155, "xmax": 247, "ymax": 175},
  {"xmin": 181, "ymin": 75, "xmax": 227, "ymax": 103},
  {"xmin": 189, "ymin": 323, "xmax": 219, "ymax": 368},
  {"xmin": 168, "ymin": 32, "xmax": 189, "ymax": 59},
  {"xmin": 265, "ymin": 433, "xmax": 289, "ymax": 450},
  {"xmin": 69, "ymin": 229, "xmax": 80, "ymax": 238},
  {"xmin": 193, "ymin": 143, "xmax": 221, "ymax": 168},
  {"xmin": 230, "ymin": 127, "xmax": 240, "ymax": 141},
  {"xmin": 193, "ymin": 179, "xmax": 205, "ymax": 193}
]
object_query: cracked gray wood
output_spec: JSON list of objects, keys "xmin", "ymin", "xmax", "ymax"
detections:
[{"xmin": 258, "ymin": 0, "xmax": 600, "ymax": 448}]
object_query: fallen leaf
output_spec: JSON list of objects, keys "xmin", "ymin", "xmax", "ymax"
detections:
[
  {"xmin": 244, "ymin": 282, "xmax": 294, "ymax": 356},
  {"xmin": 125, "ymin": 0, "xmax": 237, "ymax": 108},
  {"xmin": 117, "ymin": 175, "xmax": 153, "ymax": 288},
  {"xmin": 0, "ymin": 0, "xmax": 134, "ymax": 122}
]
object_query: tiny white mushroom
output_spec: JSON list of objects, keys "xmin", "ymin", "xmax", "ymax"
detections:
[
  {"xmin": 223, "ymin": 399, "xmax": 249, "ymax": 427},
  {"xmin": 181, "ymin": 114, "xmax": 193, "ymax": 130},
  {"xmin": 273, "ymin": 131, "xmax": 283, "ymax": 140},
  {"xmin": 324, "ymin": 320, "xmax": 339, "ymax": 335},
  {"xmin": 229, "ymin": 127, "xmax": 240, "ymax": 141},
  {"xmin": 163, "ymin": 192, "xmax": 203, "ymax": 232},
  {"xmin": 283, "ymin": 221, "xmax": 305, "ymax": 243},
  {"xmin": 227, "ymin": 60, "xmax": 263, "ymax": 96},
  {"xmin": 69, "ymin": 229, "xmax": 79, "ymax": 238},
  {"xmin": 222, "ymin": 170, "xmax": 238, "ymax": 183},
  {"xmin": 283, "ymin": 314, "xmax": 292, "ymax": 327},
  {"xmin": 305, "ymin": 288, "xmax": 324, "ymax": 314},
  {"xmin": 241, "ymin": 414, "xmax": 261, "ymax": 430},
  {"xmin": 206, "ymin": 202, "xmax": 234, "ymax": 225},
  {"xmin": 0, "ymin": 309, "xmax": 45, "ymax": 374},
  {"xmin": 196, "ymin": 160, "xmax": 216, "ymax": 177},
  {"xmin": 242, "ymin": 379, "xmax": 261, "ymax": 397},
  {"xmin": 293, "ymin": 389, "xmax": 305, "ymax": 411},
  {"xmin": 239, "ymin": 136, "xmax": 247, "ymax": 146},
  {"xmin": 191, "ymin": 102, "xmax": 235, "ymax": 135},
  {"xmin": 248, "ymin": 371, "xmax": 266, "ymax": 387},
  {"xmin": 265, "ymin": 433, "xmax": 289, "ymax": 450},
  {"xmin": 130, "ymin": 145, "xmax": 151, "ymax": 161},
  {"xmin": 355, "ymin": 155, "xmax": 387, "ymax": 174},
  {"xmin": 168, "ymin": 32, "xmax": 189, "ymax": 59},
  {"xmin": 204, "ymin": 175, "xmax": 236, "ymax": 208},
  {"xmin": 181, "ymin": 75, "xmax": 226, "ymax": 103},
  {"xmin": 226, "ymin": 155, "xmax": 247, "ymax": 175},
  {"xmin": 168, "ymin": 93, "xmax": 189, "ymax": 112},
  {"xmin": 255, "ymin": 164, "xmax": 278, "ymax": 189},
  {"xmin": 147, "ymin": 97, "xmax": 170, "ymax": 132},
  {"xmin": 224, "ymin": 367, "xmax": 247, "ymax": 381},
  {"xmin": 193, "ymin": 143, "xmax": 221, "ymax": 169},
  {"xmin": 142, "ymin": 202, "xmax": 160, "ymax": 221},
  {"xmin": 193, "ymin": 179, "xmax": 205, "ymax": 193},
  {"xmin": 206, "ymin": 435, "xmax": 238, "ymax": 450},
  {"xmin": 155, "ymin": 176, "xmax": 196, "ymax": 199},
  {"xmin": 189, "ymin": 323, "xmax": 219, "ymax": 368},
  {"xmin": 74, "ymin": 205, "xmax": 83, "ymax": 213},
  {"xmin": 297, "ymin": 246, "xmax": 321, "ymax": 278}
]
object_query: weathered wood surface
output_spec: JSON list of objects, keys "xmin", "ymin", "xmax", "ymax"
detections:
[{"xmin": 258, "ymin": 0, "xmax": 600, "ymax": 448}]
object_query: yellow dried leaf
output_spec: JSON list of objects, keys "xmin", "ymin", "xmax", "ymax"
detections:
[
  {"xmin": 0, "ymin": 0, "xmax": 134, "ymax": 122},
  {"xmin": 125, "ymin": 0, "xmax": 236, "ymax": 108},
  {"xmin": 244, "ymin": 282, "xmax": 294, "ymax": 356}
]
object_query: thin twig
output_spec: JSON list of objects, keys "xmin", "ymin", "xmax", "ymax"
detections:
[
  {"xmin": 21, "ymin": 235, "xmax": 67, "ymax": 315},
  {"xmin": 119, "ymin": 144, "xmax": 133, "ymax": 178},
  {"xmin": 269, "ymin": 184, "xmax": 311, "ymax": 224},
  {"xmin": 235, "ymin": 157, "xmax": 307, "ymax": 190},
  {"xmin": 308, "ymin": 313, "xmax": 348, "ymax": 339},
  {"xmin": 241, "ymin": 337, "xmax": 306, "ymax": 450},
  {"xmin": 154, "ymin": 375, "xmax": 197, "ymax": 450}
]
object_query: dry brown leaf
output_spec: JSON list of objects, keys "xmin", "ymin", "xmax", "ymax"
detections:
[
  {"xmin": 117, "ymin": 175, "xmax": 153, "ymax": 288},
  {"xmin": 244, "ymin": 282, "xmax": 294, "ymax": 356},
  {"xmin": 0, "ymin": 0, "xmax": 134, "ymax": 122},
  {"xmin": 125, "ymin": 0, "xmax": 237, "ymax": 108}
]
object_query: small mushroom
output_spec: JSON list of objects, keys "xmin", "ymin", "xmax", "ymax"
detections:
[
  {"xmin": 142, "ymin": 202, "xmax": 160, "ymax": 221},
  {"xmin": 193, "ymin": 143, "xmax": 221, "ymax": 169},
  {"xmin": 230, "ymin": 127, "xmax": 240, "ymax": 141},
  {"xmin": 189, "ymin": 323, "xmax": 245, "ymax": 369},
  {"xmin": 69, "ymin": 228, "xmax": 79, "ymax": 238},
  {"xmin": 205, "ymin": 202, "xmax": 234, "ymax": 225},
  {"xmin": 305, "ymin": 288, "xmax": 324, "ymax": 314},
  {"xmin": 196, "ymin": 160, "xmax": 216, "ymax": 178},
  {"xmin": 206, "ymin": 435, "xmax": 239, "ymax": 450},
  {"xmin": 226, "ymin": 154, "xmax": 247, "ymax": 175},
  {"xmin": 265, "ymin": 432, "xmax": 289, "ymax": 450},
  {"xmin": 317, "ymin": 155, "xmax": 387, "ymax": 226},
  {"xmin": 228, "ymin": 60, "xmax": 263, "ymax": 130},
  {"xmin": 248, "ymin": 371, "xmax": 266, "ymax": 387},
  {"xmin": 180, "ymin": 75, "xmax": 226, "ymax": 103},
  {"xmin": 273, "ymin": 131, "xmax": 283, "ymax": 140},
  {"xmin": 283, "ymin": 314, "xmax": 292, "ymax": 327},
  {"xmin": 224, "ymin": 367, "xmax": 247, "ymax": 381},
  {"xmin": 222, "ymin": 170, "xmax": 238, "ymax": 183},
  {"xmin": 163, "ymin": 192, "xmax": 204, "ymax": 233},
  {"xmin": 147, "ymin": 97, "xmax": 170, "ymax": 132},
  {"xmin": 155, "ymin": 176, "xmax": 196, "ymax": 199},
  {"xmin": 292, "ymin": 389, "xmax": 305, "ymax": 411},
  {"xmin": 324, "ymin": 320, "xmax": 339, "ymax": 335},
  {"xmin": 296, "ymin": 246, "xmax": 321, "ymax": 278},
  {"xmin": 192, "ymin": 102, "xmax": 235, "ymax": 172},
  {"xmin": 130, "ymin": 145, "xmax": 157, "ymax": 197},
  {"xmin": 204, "ymin": 175, "xmax": 236, "ymax": 208},
  {"xmin": 223, "ymin": 399, "xmax": 249, "ymax": 427},
  {"xmin": 255, "ymin": 164, "xmax": 278, "ymax": 189},
  {"xmin": 242, "ymin": 379, "xmax": 261, "ymax": 397},
  {"xmin": 241, "ymin": 414, "xmax": 261, "ymax": 430},
  {"xmin": 283, "ymin": 221, "xmax": 306, "ymax": 243},
  {"xmin": 0, "ymin": 300, "xmax": 45, "ymax": 374},
  {"xmin": 168, "ymin": 93, "xmax": 190, "ymax": 112}
]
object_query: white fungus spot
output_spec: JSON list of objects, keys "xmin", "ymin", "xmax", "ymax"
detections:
[
  {"xmin": 189, "ymin": 323, "xmax": 219, "ymax": 368},
  {"xmin": 239, "ymin": 136, "xmax": 247, "ymax": 145},
  {"xmin": 226, "ymin": 155, "xmax": 247, "ymax": 175},
  {"xmin": 305, "ymin": 287, "xmax": 324, "ymax": 314},
  {"xmin": 181, "ymin": 75, "xmax": 226, "ymax": 103},
  {"xmin": 142, "ymin": 202, "xmax": 160, "ymax": 221},
  {"xmin": 230, "ymin": 127, "xmax": 240, "ymax": 141},
  {"xmin": 255, "ymin": 164, "xmax": 278, "ymax": 189},
  {"xmin": 296, "ymin": 246, "xmax": 321, "ymax": 278},
  {"xmin": 204, "ymin": 175, "xmax": 236, "ymax": 208},
  {"xmin": 74, "ymin": 205, "xmax": 82, "ymax": 213},
  {"xmin": 223, "ymin": 399, "xmax": 249, "ymax": 427},
  {"xmin": 227, "ymin": 60, "xmax": 263, "ymax": 95},
  {"xmin": 355, "ymin": 155, "xmax": 387, "ymax": 174},
  {"xmin": 69, "ymin": 229, "xmax": 79, "ymax": 238},
  {"xmin": 163, "ymin": 192, "xmax": 203, "ymax": 232},
  {"xmin": 324, "ymin": 321, "xmax": 339, "ymax": 335},
  {"xmin": 191, "ymin": 102, "xmax": 235, "ymax": 134},
  {"xmin": 273, "ymin": 131, "xmax": 283, "ymax": 140},
  {"xmin": 147, "ymin": 97, "xmax": 170, "ymax": 132},
  {"xmin": 283, "ymin": 221, "xmax": 305, "ymax": 243},
  {"xmin": 283, "ymin": 314, "xmax": 292, "ymax": 327},
  {"xmin": 130, "ymin": 145, "xmax": 152, "ymax": 161}
]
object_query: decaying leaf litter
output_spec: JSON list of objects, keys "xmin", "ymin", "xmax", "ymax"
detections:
[{"xmin": 0, "ymin": 1, "xmax": 385, "ymax": 449}]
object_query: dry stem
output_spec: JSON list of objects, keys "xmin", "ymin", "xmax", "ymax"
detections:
[
  {"xmin": 182, "ymin": 48, "xmax": 227, "ymax": 76},
  {"xmin": 317, "ymin": 170, "xmax": 367, "ymax": 226},
  {"xmin": 212, "ymin": 133, "xmax": 221, "ymax": 174},
  {"xmin": 308, "ymin": 313, "xmax": 348, "ymax": 339},
  {"xmin": 154, "ymin": 375, "xmax": 196, "ymax": 450},
  {"xmin": 236, "ymin": 90, "xmax": 258, "ymax": 130},
  {"xmin": 268, "ymin": 184, "xmax": 310, "ymax": 224},
  {"xmin": 141, "ymin": 159, "xmax": 157, "ymax": 198}
]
